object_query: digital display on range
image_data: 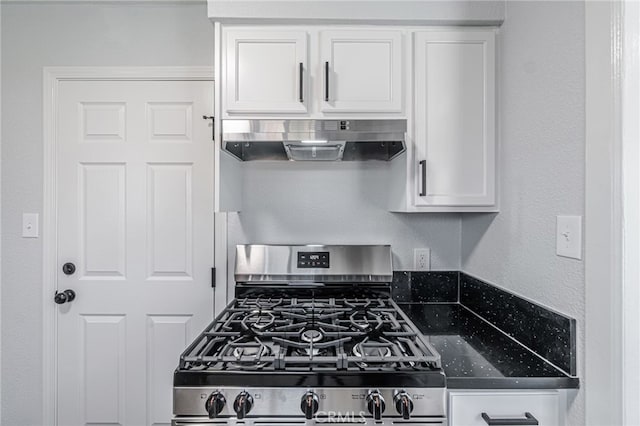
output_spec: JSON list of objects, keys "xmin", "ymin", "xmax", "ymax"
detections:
[{"xmin": 297, "ymin": 252, "xmax": 330, "ymax": 268}]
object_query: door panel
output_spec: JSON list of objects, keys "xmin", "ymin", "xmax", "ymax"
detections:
[
  {"xmin": 146, "ymin": 163, "xmax": 193, "ymax": 279},
  {"xmin": 225, "ymin": 30, "xmax": 308, "ymax": 114},
  {"xmin": 56, "ymin": 80, "xmax": 215, "ymax": 426},
  {"xmin": 80, "ymin": 163, "xmax": 127, "ymax": 278},
  {"xmin": 320, "ymin": 30, "xmax": 403, "ymax": 113},
  {"xmin": 81, "ymin": 315, "xmax": 127, "ymax": 425},
  {"xmin": 147, "ymin": 315, "xmax": 193, "ymax": 426},
  {"xmin": 414, "ymin": 31, "xmax": 496, "ymax": 207}
]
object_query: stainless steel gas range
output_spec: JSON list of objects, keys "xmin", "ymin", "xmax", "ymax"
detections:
[{"xmin": 173, "ymin": 245, "xmax": 446, "ymax": 425}]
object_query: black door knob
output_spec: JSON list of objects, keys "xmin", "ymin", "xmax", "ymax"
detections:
[
  {"xmin": 62, "ymin": 263, "xmax": 76, "ymax": 275},
  {"xmin": 54, "ymin": 289, "xmax": 76, "ymax": 304}
]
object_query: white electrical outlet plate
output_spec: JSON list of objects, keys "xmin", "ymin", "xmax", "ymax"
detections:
[
  {"xmin": 413, "ymin": 248, "xmax": 431, "ymax": 271},
  {"xmin": 556, "ymin": 215, "xmax": 582, "ymax": 260},
  {"xmin": 22, "ymin": 213, "xmax": 39, "ymax": 238}
]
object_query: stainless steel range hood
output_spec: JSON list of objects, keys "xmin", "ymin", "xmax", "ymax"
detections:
[{"xmin": 222, "ymin": 119, "xmax": 406, "ymax": 161}]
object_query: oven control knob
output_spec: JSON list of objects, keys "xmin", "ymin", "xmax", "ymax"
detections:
[
  {"xmin": 300, "ymin": 391, "xmax": 319, "ymax": 419},
  {"xmin": 233, "ymin": 391, "xmax": 254, "ymax": 419},
  {"xmin": 205, "ymin": 391, "xmax": 226, "ymax": 419},
  {"xmin": 366, "ymin": 390, "xmax": 385, "ymax": 421},
  {"xmin": 394, "ymin": 391, "xmax": 414, "ymax": 420}
]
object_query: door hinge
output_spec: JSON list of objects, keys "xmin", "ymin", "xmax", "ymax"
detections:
[
  {"xmin": 202, "ymin": 115, "xmax": 215, "ymax": 140},
  {"xmin": 211, "ymin": 267, "xmax": 216, "ymax": 288}
]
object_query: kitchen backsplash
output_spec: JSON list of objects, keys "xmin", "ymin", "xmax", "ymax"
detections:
[
  {"xmin": 393, "ymin": 271, "xmax": 577, "ymax": 376},
  {"xmin": 391, "ymin": 271, "xmax": 458, "ymax": 303}
]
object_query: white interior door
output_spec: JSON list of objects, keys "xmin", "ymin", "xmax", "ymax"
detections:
[{"xmin": 55, "ymin": 80, "xmax": 215, "ymax": 426}]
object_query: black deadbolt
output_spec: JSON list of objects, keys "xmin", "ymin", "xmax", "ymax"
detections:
[{"xmin": 62, "ymin": 262, "xmax": 76, "ymax": 275}]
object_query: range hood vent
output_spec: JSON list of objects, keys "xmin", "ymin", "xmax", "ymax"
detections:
[{"xmin": 222, "ymin": 119, "xmax": 406, "ymax": 162}]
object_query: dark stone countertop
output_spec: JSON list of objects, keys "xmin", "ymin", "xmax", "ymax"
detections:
[{"xmin": 399, "ymin": 303, "xmax": 580, "ymax": 389}]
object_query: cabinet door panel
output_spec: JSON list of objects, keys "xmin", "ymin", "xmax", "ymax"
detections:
[
  {"xmin": 414, "ymin": 31, "xmax": 496, "ymax": 207},
  {"xmin": 225, "ymin": 30, "xmax": 307, "ymax": 114},
  {"xmin": 449, "ymin": 391, "xmax": 563, "ymax": 426},
  {"xmin": 321, "ymin": 30, "xmax": 403, "ymax": 113}
]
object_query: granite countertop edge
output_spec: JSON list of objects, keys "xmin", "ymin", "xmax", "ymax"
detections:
[{"xmin": 446, "ymin": 376, "xmax": 580, "ymax": 390}]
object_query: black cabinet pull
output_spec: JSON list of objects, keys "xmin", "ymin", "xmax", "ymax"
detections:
[
  {"xmin": 481, "ymin": 412, "xmax": 539, "ymax": 425},
  {"xmin": 299, "ymin": 62, "xmax": 304, "ymax": 103},
  {"xmin": 419, "ymin": 160, "xmax": 427, "ymax": 196},
  {"xmin": 324, "ymin": 61, "xmax": 330, "ymax": 101}
]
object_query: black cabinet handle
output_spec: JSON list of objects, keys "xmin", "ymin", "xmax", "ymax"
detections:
[
  {"xmin": 324, "ymin": 61, "xmax": 330, "ymax": 101},
  {"xmin": 419, "ymin": 160, "xmax": 427, "ymax": 196},
  {"xmin": 481, "ymin": 412, "xmax": 539, "ymax": 425},
  {"xmin": 299, "ymin": 62, "xmax": 304, "ymax": 103}
]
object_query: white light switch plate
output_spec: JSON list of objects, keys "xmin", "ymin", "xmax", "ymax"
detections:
[
  {"xmin": 22, "ymin": 213, "xmax": 39, "ymax": 238},
  {"xmin": 556, "ymin": 215, "xmax": 582, "ymax": 260}
]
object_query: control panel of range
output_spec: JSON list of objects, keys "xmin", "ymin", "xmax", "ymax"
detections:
[
  {"xmin": 297, "ymin": 251, "xmax": 330, "ymax": 268},
  {"xmin": 174, "ymin": 387, "xmax": 445, "ymax": 420}
]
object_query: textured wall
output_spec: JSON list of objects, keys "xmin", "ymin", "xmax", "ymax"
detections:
[
  {"xmin": 0, "ymin": 3, "xmax": 213, "ymax": 425},
  {"xmin": 227, "ymin": 161, "xmax": 462, "ymax": 278},
  {"xmin": 461, "ymin": 2, "xmax": 585, "ymax": 424},
  {"xmin": 209, "ymin": 0, "xmax": 505, "ymax": 24}
]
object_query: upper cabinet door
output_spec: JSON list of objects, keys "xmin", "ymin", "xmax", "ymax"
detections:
[
  {"xmin": 225, "ymin": 30, "xmax": 308, "ymax": 114},
  {"xmin": 320, "ymin": 30, "xmax": 403, "ymax": 113},
  {"xmin": 414, "ymin": 30, "xmax": 496, "ymax": 207}
]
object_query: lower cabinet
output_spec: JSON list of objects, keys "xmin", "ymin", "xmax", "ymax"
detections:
[{"xmin": 448, "ymin": 391, "xmax": 565, "ymax": 426}]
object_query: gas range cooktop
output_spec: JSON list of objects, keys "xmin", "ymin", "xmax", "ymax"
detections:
[{"xmin": 173, "ymin": 245, "xmax": 446, "ymax": 425}]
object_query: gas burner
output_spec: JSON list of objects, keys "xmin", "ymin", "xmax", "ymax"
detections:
[
  {"xmin": 349, "ymin": 310, "xmax": 383, "ymax": 331},
  {"xmin": 223, "ymin": 338, "xmax": 273, "ymax": 369},
  {"xmin": 352, "ymin": 342, "xmax": 393, "ymax": 359},
  {"xmin": 232, "ymin": 345, "xmax": 271, "ymax": 359},
  {"xmin": 301, "ymin": 329, "xmax": 324, "ymax": 343},
  {"xmin": 293, "ymin": 346, "xmax": 326, "ymax": 357},
  {"xmin": 241, "ymin": 310, "xmax": 276, "ymax": 332}
]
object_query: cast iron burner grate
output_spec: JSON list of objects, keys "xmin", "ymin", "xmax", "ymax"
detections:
[{"xmin": 179, "ymin": 297, "xmax": 440, "ymax": 372}]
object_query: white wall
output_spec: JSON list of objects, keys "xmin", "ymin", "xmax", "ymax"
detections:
[
  {"xmin": 460, "ymin": 2, "xmax": 585, "ymax": 424},
  {"xmin": 0, "ymin": 1, "xmax": 3, "ymax": 420},
  {"xmin": 227, "ymin": 161, "xmax": 462, "ymax": 278},
  {"xmin": 0, "ymin": 3, "xmax": 213, "ymax": 425},
  {"xmin": 209, "ymin": 0, "xmax": 505, "ymax": 25}
]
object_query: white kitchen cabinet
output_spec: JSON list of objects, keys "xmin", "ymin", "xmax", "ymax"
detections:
[
  {"xmin": 413, "ymin": 30, "xmax": 496, "ymax": 208},
  {"xmin": 448, "ymin": 391, "xmax": 565, "ymax": 426},
  {"xmin": 320, "ymin": 30, "xmax": 403, "ymax": 113},
  {"xmin": 222, "ymin": 27, "xmax": 404, "ymax": 117},
  {"xmin": 225, "ymin": 29, "xmax": 308, "ymax": 114}
]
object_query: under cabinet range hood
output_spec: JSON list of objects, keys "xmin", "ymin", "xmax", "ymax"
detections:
[{"xmin": 222, "ymin": 119, "xmax": 406, "ymax": 161}]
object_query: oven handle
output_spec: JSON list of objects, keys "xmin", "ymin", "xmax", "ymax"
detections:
[{"xmin": 481, "ymin": 412, "xmax": 539, "ymax": 425}]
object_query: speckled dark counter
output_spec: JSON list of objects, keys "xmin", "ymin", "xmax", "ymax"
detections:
[
  {"xmin": 400, "ymin": 303, "xmax": 579, "ymax": 389},
  {"xmin": 392, "ymin": 270, "xmax": 579, "ymax": 390}
]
